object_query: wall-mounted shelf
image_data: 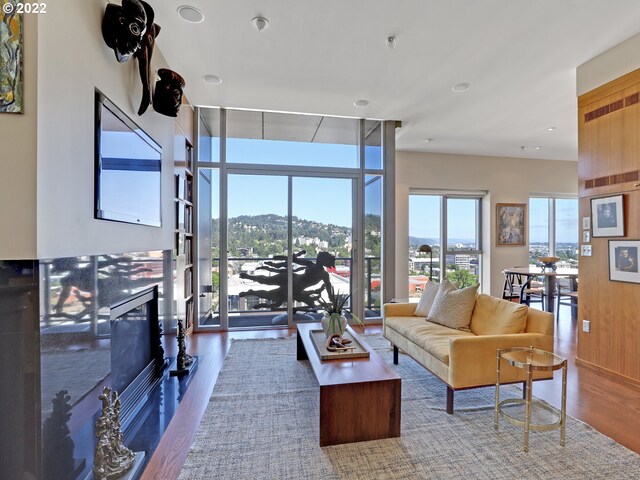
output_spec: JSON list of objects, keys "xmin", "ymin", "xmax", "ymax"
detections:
[{"xmin": 174, "ymin": 126, "xmax": 195, "ymax": 335}]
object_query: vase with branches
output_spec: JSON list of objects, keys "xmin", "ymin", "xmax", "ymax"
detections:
[{"xmin": 318, "ymin": 286, "xmax": 362, "ymax": 337}]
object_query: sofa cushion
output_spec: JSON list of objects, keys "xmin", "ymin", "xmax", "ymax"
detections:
[
  {"xmin": 412, "ymin": 322, "xmax": 475, "ymax": 364},
  {"xmin": 384, "ymin": 316, "xmax": 431, "ymax": 338},
  {"xmin": 414, "ymin": 280, "xmax": 439, "ymax": 317},
  {"xmin": 427, "ymin": 279, "xmax": 479, "ymax": 330},
  {"xmin": 470, "ymin": 293, "xmax": 528, "ymax": 335},
  {"xmin": 385, "ymin": 316, "xmax": 475, "ymax": 364}
]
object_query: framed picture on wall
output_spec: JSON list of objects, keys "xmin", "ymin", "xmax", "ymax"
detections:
[
  {"xmin": 496, "ymin": 203, "xmax": 526, "ymax": 246},
  {"xmin": 591, "ymin": 195, "xmax": 624, "ymax": 237},
  {"xmin": 609, "ymin": 240, "xmax": 640, "ymax": 283}
]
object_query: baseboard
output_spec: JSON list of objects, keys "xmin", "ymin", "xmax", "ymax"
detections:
[{"xmin": 575, "ymin": 357, "xmax": 640, "ymax": 388}]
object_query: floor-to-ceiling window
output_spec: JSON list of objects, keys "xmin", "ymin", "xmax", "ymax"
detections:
[
  {"xmin": 195, "ymin": 108, "xmax": 391, "ymax": 329},
  {"xmin": 409, "ymin": 193, "xmax": 482, "ymax": 301},
  {"xmin": 529, "ymin": 197, "xmax": 578, "ymax": 267}
]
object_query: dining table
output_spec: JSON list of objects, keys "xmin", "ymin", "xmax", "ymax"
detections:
[{"xmin": 502, "ymin": 266, "xmax": 579, "ymax": 315}]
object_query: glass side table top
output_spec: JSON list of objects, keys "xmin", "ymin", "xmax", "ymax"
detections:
[{"xmin": 499, "ymin": 346, "xmax": 564, "ymax": 371}]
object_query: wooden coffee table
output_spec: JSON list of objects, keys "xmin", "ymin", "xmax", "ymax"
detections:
[{"xmin": 296, "ymin": 322, "xmax": 401, "ymax": 446}]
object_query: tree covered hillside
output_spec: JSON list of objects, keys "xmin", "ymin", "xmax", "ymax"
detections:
[{"xmin": 211, "ymin": 214, "xmax": 381, "ymax": 259}]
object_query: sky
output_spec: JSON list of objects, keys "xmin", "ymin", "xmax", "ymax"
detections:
[
  {"xmin": 204, "ymin": 136, "xmax": 578, "ymax": 243},
  {"xmin": 210, "ymin": 138, "xmax": 382, "ymax": 228},
  {"xmin": 226, "ymin": 175, "xmax": 353, "ymax": 227}
]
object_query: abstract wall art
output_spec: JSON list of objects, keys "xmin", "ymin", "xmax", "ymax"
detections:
[
  {"xmin": 0, "ymin": 1, "xmax": 23, "ymax": 113},
  {"xmin": 496, "ymin": 203, "xmax": 526, "ymax": 246}
]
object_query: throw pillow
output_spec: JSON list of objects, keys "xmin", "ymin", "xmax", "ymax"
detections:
[
  {"xmin": 427, "ymin": 279, "xmax": 479, "ymax": 330},
  {"xmin": 470, "ymin": 294, "xmax": 528, "ymax": 335},
  {"xmin": 413, "ymin": 281, "xmax": 440, "ymax": 317}
]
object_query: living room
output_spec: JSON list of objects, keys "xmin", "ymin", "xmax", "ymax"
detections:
[{"xmin": 1, "ymin": 1, "xmax": 639, "ymax": 479}]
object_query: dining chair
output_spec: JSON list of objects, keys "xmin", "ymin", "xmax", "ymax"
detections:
[
  {"xmin": 519, "ymin": 276, "xmax": 545, "ymax": 310},
  {"xmin": 556, "ymin": 278, "xmax": 578, "ymax": 320},
  {"xmin": 502, "ymin": 271, "xmax": 525, "ymax": 302}
]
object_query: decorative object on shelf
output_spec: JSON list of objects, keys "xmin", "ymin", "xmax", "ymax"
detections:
[
  {"xmin": 418, "ymin": 244, "xmax": 434, "ymax": 280},
  {"xmin": 608, "ymin": 239, "xmax": 640, "ymax": 283},
  {"xmin": 591, "ymin": 194, "xmax": 624, "ymax": 237},
  {"xmin": 135, "ymin": 3, "xmax": 161, "ymax": 115},
  {"xmin": 92, "ymin": 387, "xmax": 135, "ymax": 480},
  {"xmin": 496, "ymin": 203, "xmax": 526, "ymax": 246},
  {"xmin": 239, "ymin": 250, "xmax": 335, "ymax": 310},
  {"xmin": 170, "ymin": 318, "xmax": 197, "ymax": 377},
  {"xmin": 538, "ymin": 256, "xmax": 560, "ymax": 272},
  {"xmin": 1, "ymin": 0, "xmax": 23, "ymax": 113},
  {"xmin": 152, "ymin": 68, "xmax": 185, "ymax": 117},
  {"xmin": 101, "ymin": 0, "xmax": 149, "ymax": 63}
]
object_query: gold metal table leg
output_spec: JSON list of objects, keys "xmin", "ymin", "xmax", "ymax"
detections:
[
  {"xmin": 524, "ymin": 364, "xmax": 533, "ymax": 452},
  {"xmin": 494, "ymin": 349, "xmax": 501, "ymax": 429},
  {"xmin": 561, "ymin": 360, "xmax": 567, "ymax": 447}
]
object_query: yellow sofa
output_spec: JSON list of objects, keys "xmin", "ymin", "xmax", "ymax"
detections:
[{"xmin": 383, "ymin": 294, "xmax": 555, "ymax": 413}]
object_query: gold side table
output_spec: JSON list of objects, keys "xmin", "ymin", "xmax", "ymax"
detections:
[{"xmin": 494, "ymin": 346, "xmax": 567, "ymax": 452}]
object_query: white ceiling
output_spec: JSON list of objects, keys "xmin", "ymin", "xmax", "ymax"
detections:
[{"xmin": 151, "ymin": 0, "xmax": 640, "ymax": 161}]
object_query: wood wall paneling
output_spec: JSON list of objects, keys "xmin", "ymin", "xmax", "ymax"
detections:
[{"xmin": 578, "ymin": 68, "xmax": 640, "ymax": 384}]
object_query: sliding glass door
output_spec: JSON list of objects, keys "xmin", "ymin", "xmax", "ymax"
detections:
[
  {"xmin": 291, "ymin": 177, "xmax": 354, "ymax": 323},
  {"xmin": 219, "ymin": 173, "xmax": 355, "ymax": 328},
  {"xmin": 227, "ymin": 174, "xmax": 289, "ymax": 328}
]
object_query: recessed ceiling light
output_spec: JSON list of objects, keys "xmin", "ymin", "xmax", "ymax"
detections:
[
  {"xmin": 452, "ymin": 82, "xmax": 471, "ymax": 92},
  {"xmin": 251, "ymin": 16, "xmax": 269, "ymax": 32},
  {"xmin": 547, "ymin": 126, "xmax": 557, "ymax": 131},
  {"xmin": 203, "ymin": 74, "xmax": 222, "ymax": 85},
  {"xmin": 354, "ymin": 99, "xmax": 370, "ymax": 107},
  {"xmin": 424, "ymin": 138, "xmax": 433, "ymax": 143},
  {"xmin": 177, "ymin": 5, "xmax": 204, "ymax": 23},
  {"xmin": 534, "ymin": 146, "xmax": 542, "ymax": 150}
]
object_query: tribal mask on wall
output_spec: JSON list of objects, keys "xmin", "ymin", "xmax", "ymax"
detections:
[
  {"xmin": 152, "ymin": 69, "xmax": 185, "ymax": 117},
  {"xmin": 101, "ymin": 0, "xmax": 149, "ymax": 63}
]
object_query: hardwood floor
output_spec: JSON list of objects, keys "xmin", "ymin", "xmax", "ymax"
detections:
[{"xmin": 142, "ymin": 311, "xmax": 640, "ymax": 480}]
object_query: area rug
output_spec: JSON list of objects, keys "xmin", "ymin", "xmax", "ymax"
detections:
[{"xmin": 179, "ymin": 335, "xmax": 640, "ymax": 479}]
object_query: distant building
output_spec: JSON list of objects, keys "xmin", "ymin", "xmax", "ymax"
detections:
[
  {"xmin": 454, "ymin": 255, "xmax": 471, "ymax": 270},
  {"xmin": 409, "ymin": 257, "xmax": 434, "ymax": 271},
  {"xmin": 409, "ymin": 275, "xmax": 430, "ymax": 294}
]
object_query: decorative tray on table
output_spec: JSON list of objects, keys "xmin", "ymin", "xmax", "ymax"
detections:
[{"xmin": 309, "ymin": 329, "xmax": 371, "ymax": 361}]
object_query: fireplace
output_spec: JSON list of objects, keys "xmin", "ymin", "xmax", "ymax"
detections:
[{"xmin": 110, "ymin": 285, "xmax": 166, "ymax": 426}]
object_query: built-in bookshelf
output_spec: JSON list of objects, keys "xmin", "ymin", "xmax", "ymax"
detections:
[{"xmin": 174, "ymin": 132, "xmax": 195, "ymax": 334}]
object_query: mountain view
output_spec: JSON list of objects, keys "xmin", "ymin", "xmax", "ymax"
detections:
[{"xmin": 211, "ymin": 214, "xmax": 381, "ymax": 259}]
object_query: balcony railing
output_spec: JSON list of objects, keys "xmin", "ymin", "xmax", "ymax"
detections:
[{"xmin": 210, "ymin": 255, "xmax": 381, "ymax": 321}]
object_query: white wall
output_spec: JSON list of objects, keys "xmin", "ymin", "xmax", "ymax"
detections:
[
  {"xmin": 36, "ymin": 0, "xmax": 177, "ymax": 258},
  {"xmin": 577, "ymin": 31, "xmax": 640, "ymax": 96},
  {"xmin": 0, "ymin": 14, "xmax": 38, "ymax": 260},
  {"xmin": 396, "ymin": 151, "xmax": 578, "ymax": 298}
]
